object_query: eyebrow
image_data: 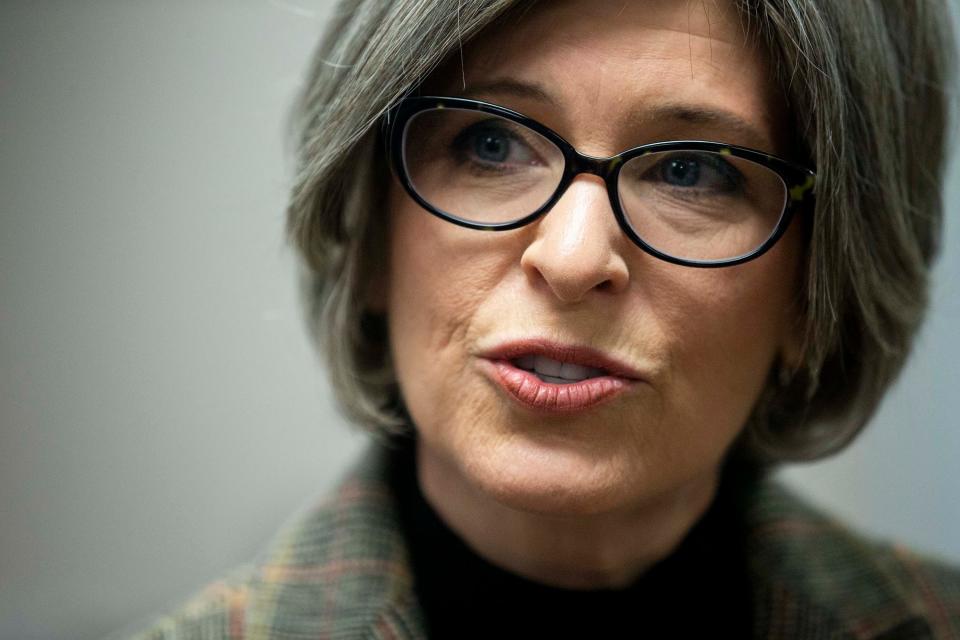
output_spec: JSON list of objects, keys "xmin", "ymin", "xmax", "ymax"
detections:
[
  {"xmin": 456, "ymin": 77, "xmax": 773, "ymax": 149},
  {"xmin": 459, "ymin": 78, "xmax": 558, "ymax": 106},
  {"xmin": 463, "ymin": 78, "xmax": 560, "ymax": 107}
]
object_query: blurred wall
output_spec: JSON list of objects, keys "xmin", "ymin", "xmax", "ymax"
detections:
[{"xmin": 0, "ymin": 3, "xmax": 957, "ymax": 639}]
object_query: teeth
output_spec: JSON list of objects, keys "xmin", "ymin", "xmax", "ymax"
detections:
[
  {"xmin": 515, "ymin": 355, "xmax": 536, "ymax": 370},
  {"xmin": 535, "ymin": 373, "xmax": 571, "ymax": 384},
  {"xmin": 533, "ymin": 355, "xmax": 563, "ymax": 377},
  {"xmin": 513, "ymin": 355, "xmax": 607, "ymax": 382},
  {"xmin": 560, "ymin": 362, "xmax": 598, "ymax": 380}
]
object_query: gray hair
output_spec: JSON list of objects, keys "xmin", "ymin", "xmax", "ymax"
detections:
[{"xmin": 285, "ymin": 0, "xmax": 956, "ymax": 463}]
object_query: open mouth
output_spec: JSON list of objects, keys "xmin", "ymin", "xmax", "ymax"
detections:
[
  {"xmin": 478, "ymin": 340, "xmax": 641, "ymax": 414},
  {"xmin": 510, "ymin": 354, "xmax": 610, "ymax": 384}
]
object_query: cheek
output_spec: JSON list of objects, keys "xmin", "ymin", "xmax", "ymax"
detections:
[
  {"xmin": 645, "ymin": 231, "xmax": 803, "ymax": 436},
  {"xmin": 666, "ymin": 269, "xmax": 786, "ymax": 360},
  {"xmin": 385, "ymin": 187, "xmax": 506, "ymax": 427}
]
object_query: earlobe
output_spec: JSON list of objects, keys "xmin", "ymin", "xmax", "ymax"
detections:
[
  {"xmin": 779, "ymin": 238, "xmax": 809, "ymax": 378},
  {"xmin": 779, "ymin": 314, "xmax": 806, "ymax": 379},
  {"xmin": 364, "ymin": 273, "xmax": 389, "ymax": 313},
  {"xmin": 360, "ymin": 197, "xmax": 392, "ymax": 315}
]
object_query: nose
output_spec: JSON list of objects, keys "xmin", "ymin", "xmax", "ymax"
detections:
[{"xmin": 519, "ymin": 175, "xmax": 630, "ymax": 304}]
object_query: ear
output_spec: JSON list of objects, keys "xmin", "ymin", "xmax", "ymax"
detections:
[
  {"xmin": 363, "ymin": 270, "xmax": 389, "ymax": 314},
  {"xmin": 779, "ymin": 240, "xmax": 809, "ymax": 375},
  {"xmin": 359, "ymin": 199, "xmax": 392, "ymax": 315},
  {"xmin": 779, "ymin": 309, "xmax": 806, "ymax": 374}
]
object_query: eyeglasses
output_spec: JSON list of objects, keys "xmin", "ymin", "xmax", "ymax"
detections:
[{"xmin": 383, "ymin": 96, "xmax": 815, "ymax": 267}]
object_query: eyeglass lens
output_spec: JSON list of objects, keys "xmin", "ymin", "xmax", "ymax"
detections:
[{"xmin": 401, "ymin": 108, "xmax": 788, "ymax": 262}]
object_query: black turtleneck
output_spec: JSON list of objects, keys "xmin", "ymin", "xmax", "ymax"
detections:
[{"xmin": 386, "ymin": 432, "xmax": 758, "ymax": 639}]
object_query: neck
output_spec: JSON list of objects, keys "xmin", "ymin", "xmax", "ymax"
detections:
[{"xmin": 415, "ymin": 436, "xmax": 721, "ymax": 591}]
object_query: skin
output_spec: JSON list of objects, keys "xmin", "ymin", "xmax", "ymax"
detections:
[{"xmin": 378, "ymin": 0, "xmax": 805, "ymax": 590}]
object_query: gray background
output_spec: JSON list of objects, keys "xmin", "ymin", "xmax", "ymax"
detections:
[{"xmin": 1, "ymin": 2, "xmax": 957, "ymax": 639}]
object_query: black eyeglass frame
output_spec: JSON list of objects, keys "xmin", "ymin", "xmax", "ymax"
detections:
[{"xmin": 383, "ymin": 95, "xmax": 816, "ymax": 268}]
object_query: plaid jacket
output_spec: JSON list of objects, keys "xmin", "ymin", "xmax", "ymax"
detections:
[{"xmin": 118, "ymin": 437, "xmax": 960, "ymax": 640}]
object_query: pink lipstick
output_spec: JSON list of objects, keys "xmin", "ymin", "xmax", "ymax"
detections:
[{"xmin": 477, "ymin": 339, "xmax": 643, "ymax": 415}]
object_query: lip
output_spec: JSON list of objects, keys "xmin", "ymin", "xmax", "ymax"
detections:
[
  {"xmin": 476, "ymin": 339, "xmax": 645, "ymax": 415},
  {"xmin": 479, "ymin": 339, "xmax": 646, "ymax": 380}
]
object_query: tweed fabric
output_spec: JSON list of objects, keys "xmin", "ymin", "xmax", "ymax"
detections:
[{"xmin": 116, "ymin": 436, "xmax": 960, "ymax": 640}]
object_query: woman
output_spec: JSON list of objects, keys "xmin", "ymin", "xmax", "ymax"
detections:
[{"xmin": 120, "ymin": 0, "xmax": 959, "ymax": 638}]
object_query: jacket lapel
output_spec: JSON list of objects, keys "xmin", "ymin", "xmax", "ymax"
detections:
[
  {"xmin": 245, "ymin": 437, "xmax": 933, "ymax": 640},
  {"xmin": 742, "ymin": 479, "xmax": 932, "ymax": 639},
  {"xmin": 244, "ymin": 439, "xmax": 428, "ymax": 639}
]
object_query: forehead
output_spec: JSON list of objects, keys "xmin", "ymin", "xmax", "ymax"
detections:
[{"xmin": 424, "ymin": 0, "xmax": 786, "ymax": 153}]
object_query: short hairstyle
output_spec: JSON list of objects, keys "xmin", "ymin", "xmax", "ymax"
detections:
[{"xmin": 285, "ymin": 0, "xmax": 956, "ymax": 464}]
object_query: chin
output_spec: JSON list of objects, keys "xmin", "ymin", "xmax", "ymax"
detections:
[{"xmin": 460, "ymin": 432, "xmax": 637, "ymax": 517}]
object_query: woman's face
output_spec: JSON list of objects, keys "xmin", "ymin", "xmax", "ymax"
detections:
[{"xmin": 383, "ymin": 0, "xmax": 803, "ymax": 517}]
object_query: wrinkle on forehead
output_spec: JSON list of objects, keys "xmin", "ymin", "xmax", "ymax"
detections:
[
  {"xmin": 473, "ymin": 0, "xmax": 755, "ymax": 68},
  {"xmin": 422, "ymin": 0, "xmax": 786, "ymax": 153}
]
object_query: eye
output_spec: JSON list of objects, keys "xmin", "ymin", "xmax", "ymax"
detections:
[
  {"xmin": 472, "ymin": 127, "xmax": 510, "ymax": 163},
  {"xmin": 662, "ymin": 157, "xmax": 701, "ymax": 186},
  {"xmin": 646, "ymin": 152, "xmax": 743, "ymax": 193},
  {"xmin": 451, "ymin": 120, "xmax": 542, "ymax": 170}
]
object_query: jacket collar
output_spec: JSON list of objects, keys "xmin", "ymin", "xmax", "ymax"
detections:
[
  {"xmin": 245, "ymin": 437, "xmax": 426, "ymax": 639},
  {"xmin": 245, "ymin": 436, "xmax": 930, "ymax": 639},
  {"xmin": 738, "ymin": 478, "xmax": 933, "ymax": 639}
]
